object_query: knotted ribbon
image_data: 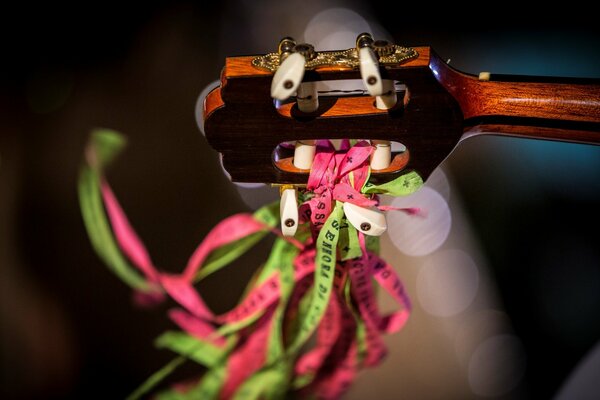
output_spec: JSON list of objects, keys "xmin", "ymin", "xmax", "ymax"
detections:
[{"xmin": 79, "ymin": 130, "xmax": 424, "ymax": 399}]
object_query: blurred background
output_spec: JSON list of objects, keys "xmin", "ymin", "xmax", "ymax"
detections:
[{"xmin": 1, "ymin": 1, "xmax": 599, "ymax": 399}]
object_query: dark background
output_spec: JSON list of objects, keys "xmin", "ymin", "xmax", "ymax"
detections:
[{"xmin": 1, "ymin": 1, "xmax": 599, "ymax": 399}]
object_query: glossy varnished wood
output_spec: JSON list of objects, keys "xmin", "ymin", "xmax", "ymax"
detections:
[
  {"xmin": 205, "ymin": 47, "xmax": 463, "ymax": 184},
  {"xmin": 276, "ymin": 96, "xmax": 388, "ymax": 118},
  {"xmin": 429, "ymin": 56, "xmax": 600, "ymax": 143},
  {"xmin": 438, "ymin": 70, "xmax": 600, "ymax": 122},
  {"xmin": 204, "ymin": 46, "xmax": 600, "ymax": 184},
  {"xmin": 204, "ymin": 86, "xmax": 224, "ymax": 119},
  {"xmin": 224, "ymin": 47, "xmax": 431, "ymax": 78},
  {"xmin": 273, "ymin": 149, "xmax": 410, "ymax": 176}
]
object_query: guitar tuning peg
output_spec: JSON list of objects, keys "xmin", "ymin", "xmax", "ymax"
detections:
[
  {"xmin": 343, "ymin": 202, "xmax": 387, "ymax": 237},
  {"xmin": 357, "ymin": 33, "xmax": 383, "ymax": 98},
  {"xmin": 356, "ymin": 33, "xmax": 397, "ymax": 110},
  {"xmin": 271, "ymin": 38, "xmax": 318, "ymax": 170},
  {"xmin": 357, "ymin": 33, "xmax": 395, "ymax": 170},
  {"xmin": 270, "ymin": 40, "xmax": 319, "ymax": 113},
  {"xmin": 280, "ymin": 186, "xmax": 299, "ymax": 237},
  {"xmin": 271, "ymin": 51, "xmax": 306, "ymax": 102}
]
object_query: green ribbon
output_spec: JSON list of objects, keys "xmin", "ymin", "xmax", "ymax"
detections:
[
  {"xmin": 154, "ymin": 331, "xmax": 234, "ymax": 368},
  {"xmin": 195, "ymin": 202, "xmax": 280, "ymax": 283},
  {"xmin": 127, "ymin": 356, "xmax": 186, "ymax": 400},
  {"xmin": 79, "ymin": 130, "xmax": 425, "ymax": 400},
  {"xmin": 79, "ymin": 129, "xmax": 150, "ymax": 291},
  {"xmin": 362, "ymin": 170, "xmax": 423, "ymax": 196},
  {"xmin": 288, "ymin": 202, "xmax": 344, "ymax": 356}
]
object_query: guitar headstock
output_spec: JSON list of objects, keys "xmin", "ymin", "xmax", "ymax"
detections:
[{"xmin": 202, "ymin": 33, "xmax": 464, "ymax": 185}]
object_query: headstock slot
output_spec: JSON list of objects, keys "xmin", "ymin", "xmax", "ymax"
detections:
[
  {"xmin": 274, "ymin": 80, "xmax": 409, "ymax": 119},
  {"xmin": 273, "ymin": 140, "xmax": 410, "ymax": 176}
]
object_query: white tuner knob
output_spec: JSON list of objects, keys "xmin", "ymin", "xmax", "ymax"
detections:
[
  {"xmin": 359, "ymin": 46, "xmax": 384, "ymax": 97},
  {"xmin": 271, "ymin": 52, "xmax": 306, "ymax": 101},
  {"xmin": 280, "ymin": 187, "xmax": 299, "ymax": 237},
  {"xmin": 343, "ymin": 202, "xmax": 387, "ymax": 237}
]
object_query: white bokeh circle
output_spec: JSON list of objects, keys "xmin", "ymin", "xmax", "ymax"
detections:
[
  {"xmin": 416, "ymin": 249, "xmax": 479, "ymax": 317},
  {"xmin": 387, "ymin": 187, "xmax": 451, "ymax": 257}
]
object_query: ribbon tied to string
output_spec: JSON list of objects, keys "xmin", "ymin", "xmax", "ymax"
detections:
[{"xmin": 79, "ymin": 130, "xmax": 424, "ymax": 400}]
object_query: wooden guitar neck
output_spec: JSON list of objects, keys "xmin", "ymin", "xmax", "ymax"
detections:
[{"xmin": 430, "ymin": 55, "xmax": 600, "ymax": 144}]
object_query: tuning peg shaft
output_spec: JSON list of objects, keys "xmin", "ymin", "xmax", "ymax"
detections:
[
  {"xmin": 374, "ymin": 80, "xmax": 397, "ymax": 110},
  {"xmin": 296, "ymin": 81, "xmax": 318, "ymax": 113},
  {"xmin": 271, "ymin": 39, "xmax": 319, "ymax": 170},
  {"xmin": 357, "ymin": 33, "xmax": 396, "ymax": 169},
  {"xmin": 370, "ymin": 139, "xmax": 392, "ymax": 170},
  {"xmin": 293, "ymin": 139, "xmax": 316, "ymax": 169}
]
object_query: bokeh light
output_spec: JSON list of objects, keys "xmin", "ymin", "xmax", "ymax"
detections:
[
  {"xmin": 195, "ymin": 80, "xmax": 221, "ymax": 137},
  {"xmin": 454, "ymin": 309, "xmax": 512, "ymax": 368},
  {"xmin": 555, "ymin": 340, "xmax": 600, "ymax": 400},
  {"xmin": 468, "ymin": 334, "xmax": 526, "ymax": 397},
  {"xmin": 387, "ymin": 187, "xmax": 451, "ymax": 256},
  {"xmin": 416, "ymin": 249, "xmax": 479, "ymax": 317},
  {"xmin": 303, "ymin": 8, "xmax": 371, "ymax": 50},
  {"xmin": 425, "ymin": 167, "xmax": 450, "ymax": 201}
]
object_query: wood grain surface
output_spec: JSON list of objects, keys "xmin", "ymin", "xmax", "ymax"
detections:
[{"xmin": 204, "ymin": 46, "xmax": 599, "ymax": 184}]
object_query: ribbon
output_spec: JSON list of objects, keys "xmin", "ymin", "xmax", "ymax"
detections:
[{"xmin": 79, "ymin": 130, "xmax": 423, "ymax": 399}]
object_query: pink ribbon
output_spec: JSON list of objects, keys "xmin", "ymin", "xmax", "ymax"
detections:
[
  {"xmin": 98, "ymin": 139, "xmax": 417, "ymax": 399},
  {"xmin": 304, "ymin": 141, "xmax": 376, "ymax": 237}
]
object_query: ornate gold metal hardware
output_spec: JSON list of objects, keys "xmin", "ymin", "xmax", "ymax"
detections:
[{"xmin": 252, "ymin": 43, "xmax": 418, "ymax": 73}]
